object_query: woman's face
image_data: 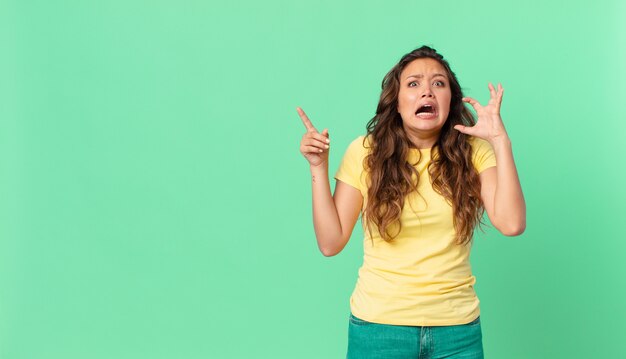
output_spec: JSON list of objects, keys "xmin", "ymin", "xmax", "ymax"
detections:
[{"xmin": 397, "ymin": 58, "xmax": 452, "ymax": 141}]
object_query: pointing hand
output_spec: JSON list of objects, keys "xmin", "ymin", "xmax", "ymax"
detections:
[{"xmin": 297, "ymin": 107, "xmax": 331, "ymax": 167}]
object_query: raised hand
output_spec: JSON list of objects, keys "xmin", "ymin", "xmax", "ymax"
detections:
[
  {"xmin": 297, "ymin": 107, "xmax": 331, "ymax": 167},
  {"xmin": 454, "ymin": 83, "xmax": 508, "ymax": 143}
]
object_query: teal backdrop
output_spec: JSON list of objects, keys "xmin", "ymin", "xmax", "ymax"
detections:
[{"xmin": 1, "ymin": 0, "xmax": 624, "ymax": 358}]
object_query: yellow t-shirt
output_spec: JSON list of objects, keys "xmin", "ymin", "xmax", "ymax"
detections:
[{"xmin": 334, "ymin": 135, "xmax": 497, "ymax": 326}]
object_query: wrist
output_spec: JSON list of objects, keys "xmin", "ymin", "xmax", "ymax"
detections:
[
  {"xmin": 488, "ymin": 134, "xmax": 511, "ymax": 150},
  {"xmin": 309, "ymin": 163, "xmax": 329, "ymax": 174}
]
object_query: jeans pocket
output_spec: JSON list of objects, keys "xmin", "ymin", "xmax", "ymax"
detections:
[
  {"xmin": 464, "ymin": 316, "xmax": 481, "ymax": 327},
  {"xmin": 349, "ymin": 313, "xmax": 372, "ymax": 325}
]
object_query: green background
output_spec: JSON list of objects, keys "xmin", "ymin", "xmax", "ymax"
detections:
[{"xmin": 1, "ymin": 0, "xmax": 624, "ymax": 358}]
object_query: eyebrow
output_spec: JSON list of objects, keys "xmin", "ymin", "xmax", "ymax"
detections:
[{"xmin": 405, "ymin": 73, "xmax": 448, "ymax": 80}]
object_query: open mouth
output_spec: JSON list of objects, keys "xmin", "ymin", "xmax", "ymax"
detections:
[{"xmin": 415, "ymin": 104, "xmax": 437, "ymax": 118}]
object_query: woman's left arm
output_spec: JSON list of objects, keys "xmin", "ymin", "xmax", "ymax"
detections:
[{"xmin": 454, "ymin": 83, "xmax": 526, "ymax": 236}]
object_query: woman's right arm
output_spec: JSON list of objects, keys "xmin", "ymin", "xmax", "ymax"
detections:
[{"xmin": 298, "ymin": 107, "xmax": 363, "ymax": 256}]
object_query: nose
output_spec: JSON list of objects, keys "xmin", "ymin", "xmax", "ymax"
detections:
[{"xmin": 421, "ymin": 85, "xmax": 434, "ymax": 98}]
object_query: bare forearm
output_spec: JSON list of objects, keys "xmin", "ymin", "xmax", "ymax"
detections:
[
  {"xmin": 309, "ymin": 165, "xmax": 343, "ymax": 254},
  {"xmin": 491, "ymin": 137, "xmax": 526, "ymax": 235}
]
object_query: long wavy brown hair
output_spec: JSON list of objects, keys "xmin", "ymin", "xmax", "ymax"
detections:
[{"xmin": 363, "ymin": 45, "xmax": 484, "ymax": 245}]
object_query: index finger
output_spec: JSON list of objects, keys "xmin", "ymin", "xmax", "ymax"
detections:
[
  {"xmin": 488, "ymin": 83, "xmax": 497, "ymax": 100},
  {"xmin": 296, "ymin": 107, "xmax": 317, "ymax": 132}
]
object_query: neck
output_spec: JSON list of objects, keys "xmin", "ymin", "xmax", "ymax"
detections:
[{"xmin": 404, "ymin": 128, "xmax": 441, "ymax": 149}]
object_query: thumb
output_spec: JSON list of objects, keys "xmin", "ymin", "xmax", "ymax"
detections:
[
  {"xmin": 322, "ymin": 128, "xmax": 330, "ymax": 138},
  {"xmin": 454, "ymin": 124, "xmax": 471, "ymax": 135}
]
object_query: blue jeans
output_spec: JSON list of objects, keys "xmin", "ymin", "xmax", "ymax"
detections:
[{"xmin": 347, "ymin": 313, "xmax": 484, "ymax": 359}]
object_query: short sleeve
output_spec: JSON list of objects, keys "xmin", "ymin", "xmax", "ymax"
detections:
[
  {"xmin": 470, "ymin": 137, "xmax": 497, "ymax": 173},
  {"xmin": 334, "ymin": 136, "xmax": 367, "ymax": 194}
]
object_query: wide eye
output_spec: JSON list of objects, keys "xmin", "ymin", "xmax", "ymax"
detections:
[
  {"xmin": 408, "ymin": 81, "xmax": 418, "ymax": 87},
  {"xmin": 434, "ymin": 80, "xmax": 445, "ymax": 87}
]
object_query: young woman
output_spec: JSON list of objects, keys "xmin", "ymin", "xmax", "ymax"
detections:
[{"xmin": 297, "ymin": 45, "xmax": 525, "ymax": 359}]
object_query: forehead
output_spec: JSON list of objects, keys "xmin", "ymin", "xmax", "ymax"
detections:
[{"xmin": 401, "ymin": 58, "xmax": 448, "ymax": 79}]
